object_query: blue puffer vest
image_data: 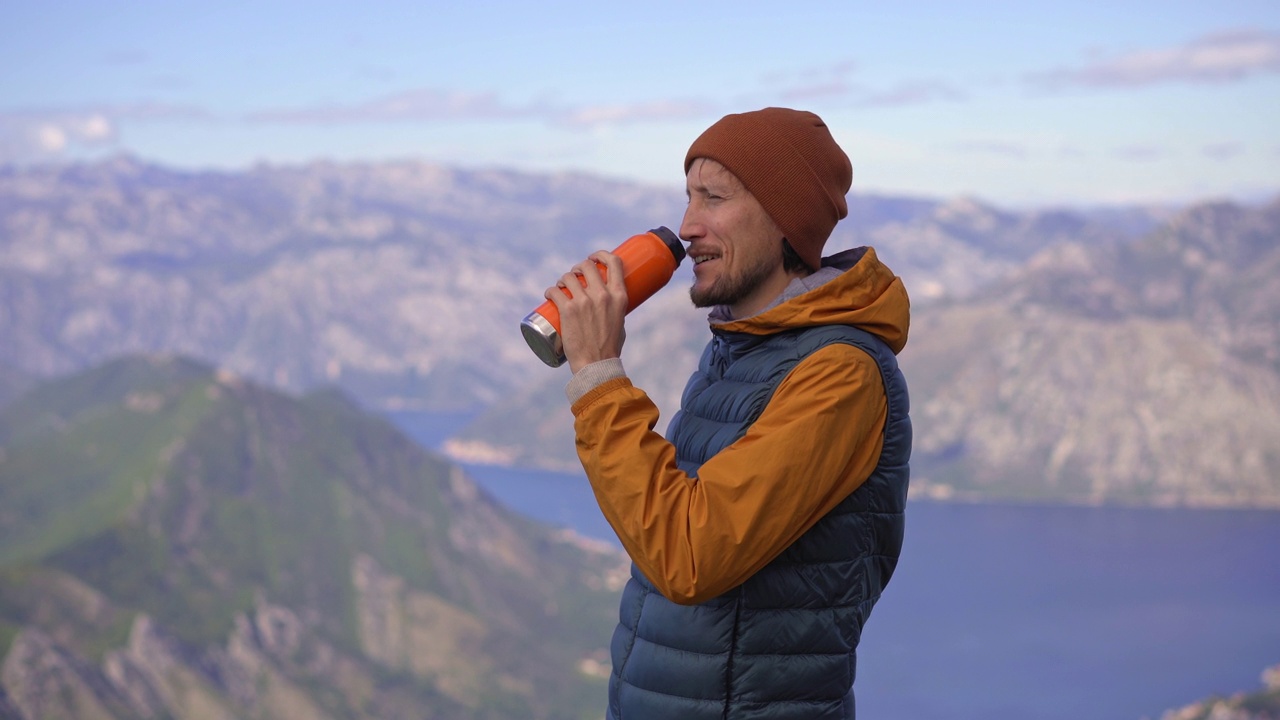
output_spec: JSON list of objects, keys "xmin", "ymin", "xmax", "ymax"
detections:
[{"xmin": 606, "ymin": 323, "xmax": 911, "ymax": 720}]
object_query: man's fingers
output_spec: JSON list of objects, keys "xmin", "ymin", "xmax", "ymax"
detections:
[
  {"xmin": 546, "ymin": 252, "xmax": 626, "ymax": 306},
  {"xmin": 589, "ymin": 251, "xmax": 626, "ymax": 290},
  {"xmin": 574, "ymin": 258, "xmax": 606, "ymax": 290}
]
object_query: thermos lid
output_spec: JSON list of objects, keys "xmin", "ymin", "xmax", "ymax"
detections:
[
  {"xmin": 649, "ymin": 226, "xmax": 686, "ymax": 265},
  {"xmin": 520, "ymin": 311, "xmax": 565, "ymax": 367}
]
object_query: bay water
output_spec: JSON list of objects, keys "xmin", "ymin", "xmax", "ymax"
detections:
[{"xmin": 388, "ymin": 411, "xmax": 1280, "ymax": 720}]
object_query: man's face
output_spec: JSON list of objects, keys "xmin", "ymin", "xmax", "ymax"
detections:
[{"xmin": 680, "ymin": 158, "xmax": 789, "ymax": 317}]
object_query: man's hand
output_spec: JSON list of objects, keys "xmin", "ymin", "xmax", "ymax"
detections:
[{"xmin": 544, "ymin": 250, "xmax": 629, "ymax": 374}]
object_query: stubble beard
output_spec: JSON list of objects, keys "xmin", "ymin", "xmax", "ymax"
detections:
[{"xmin": 689, "ymin": 253, "xmax": 778, "ymax": 309}]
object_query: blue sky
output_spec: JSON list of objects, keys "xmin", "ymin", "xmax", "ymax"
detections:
[{"xmin": 1, "ymin": 1, "xmax": 1277, "ymax": 206}]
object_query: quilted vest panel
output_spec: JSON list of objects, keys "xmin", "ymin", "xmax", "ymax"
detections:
[{"xmin": 607, "ymin": 325, "xmax": 911, "ymax": 720}]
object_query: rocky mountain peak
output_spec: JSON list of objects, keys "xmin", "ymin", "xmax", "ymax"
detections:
[{"xmin": 0, "ymin": 354, "xmax": 627, "ymax": 718}]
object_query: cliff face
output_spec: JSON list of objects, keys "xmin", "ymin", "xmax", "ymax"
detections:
[
  {"xmin": 902, "ymin": 200, "xmax": 1280, "ymax": 506},
  {"xmin": 0, "ymin": 355, "xmax": 627, "ymax": 720}
]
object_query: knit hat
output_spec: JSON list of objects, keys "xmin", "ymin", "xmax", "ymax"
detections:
[{"xmin": 684, "ymin": 107, "xmax": 852, "ymax": 270}]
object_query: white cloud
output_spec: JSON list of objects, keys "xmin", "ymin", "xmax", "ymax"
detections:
[
  {"xmin": 247, "ymin": 62, "xmax": 957, "ymax": 134},
  {"xmin": 0, "ymin": 112, "xmax": 118, "ymax": 163},
  {"xmin": 761, "ymin": 59, "xmax": 858, "ymax": 87},
  {"xmin": 758, "ymin": 60, "xmax": 962, "ymax": 109},
  {"xmin": 1031, "ymin": 28, "xmax": 1280, "ymax": 89},
  {"xmin": 251, "ymin": 88, "xmax": 545, "ymax": 124},
  {"xmin": 36, "ymin": 124, "xmax": 68, "ymax": 152},
  {"xmin": 558, "ymin": 99, "xmax": 715, "ymax": 127},
  {"xmin": 109, "ymin": 102, "xmax": 211, "ymax": 122},
  {"xmin": 761, "ymin": 60, "xmax": 860, "ymax": 102},
  {"xmin": 1112, "ymin": 144, "xmax": 1168, "ymax": 162},
  {"xmin": 81, "ymin": 114, "xmax": 114, "ymax": 141},
  {"xmin": 252, "ymin": 87, "xmax": 718, "ymax": 129},
  {"xmin": 947, "ymin": 140, "xmax": 1029, "ymax": 159},
  {"xmin": 853, "ymin": 80, "xmax": 967, "ymax": 108},
  {"xmin": 1202, "ymin": 142, "xmax": 1245, "ymax": 160},
  {"xmin": 779, "ymin": 80, "xmax": 856, "ymax": 102},
  {"xmin": 0, "ymin": 104, "xmax": 208, "ymax": 164}
]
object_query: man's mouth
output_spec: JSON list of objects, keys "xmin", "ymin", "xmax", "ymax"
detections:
[{"xmin": 691, "ymin": 254, "xmax": 719, "ymax": 265}]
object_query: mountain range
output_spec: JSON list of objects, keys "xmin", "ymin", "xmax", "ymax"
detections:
[
  {"xmin": 901, "ymin": 199, "xmax": 1280, "ymax": 506},
  {"xmin": 455, "ymin": 197, "xmax": 1280, "ymax": 508},
  {"xmin": 0, "ymin": 355, "xmax": 626, "ymax": 720},
  {"xmin": 1, "ymin": 156, "xmax": 1278, "ymax": 720},
  {"xmin": 0, "ymin": 156, "xmax": 1162, "ymax": 409},
  {"xmin": 0, "ymin": 156, "xmax": 696, "ymax": 411},
  {"xmin": 1, "ymin": 157, "xmax": 1277, "ymax": 508}
]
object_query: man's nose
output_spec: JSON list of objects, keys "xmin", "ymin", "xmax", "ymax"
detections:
[{"xmin": 679, "ymin": 209, "xmax": 703, "ymax": 242}]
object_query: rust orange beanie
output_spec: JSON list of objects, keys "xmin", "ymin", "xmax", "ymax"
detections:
[{"xmin": 684, "ymin": 107, "xmax": 852, "ymax": 270}]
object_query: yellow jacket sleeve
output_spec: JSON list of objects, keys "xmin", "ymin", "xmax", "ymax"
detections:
[{"xmin": 570, "ymin": 342, "xmax": 887, "ymax": 605}]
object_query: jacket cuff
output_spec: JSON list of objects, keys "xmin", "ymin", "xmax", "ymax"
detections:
[{"xmin": 565, "ymin": 358, "xmax": 626, "ymax": 405}]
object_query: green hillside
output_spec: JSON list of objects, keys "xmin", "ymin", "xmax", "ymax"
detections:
[{"xmin": 0, "ymin": 355, "xmax": 624, "ymax": 720}]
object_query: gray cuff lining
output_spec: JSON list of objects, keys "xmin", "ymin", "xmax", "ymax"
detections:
[{"xmin": 565, "ymin": 358, "xmax": 626, "ymax": 405}]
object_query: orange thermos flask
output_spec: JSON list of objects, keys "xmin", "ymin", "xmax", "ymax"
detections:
[{"xmin": 520, "ymin": 227, "xmax": 686, "ymax": 367}]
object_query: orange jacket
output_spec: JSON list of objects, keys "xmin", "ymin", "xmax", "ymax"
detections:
[{"xmin": 570, "ymin": 247, "xmax": 910, "ymax": 605}]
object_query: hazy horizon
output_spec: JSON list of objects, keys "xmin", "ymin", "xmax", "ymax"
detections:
[{"xmin": 3, "ymin": 1, "xmax": 1278, "ymax": 207}]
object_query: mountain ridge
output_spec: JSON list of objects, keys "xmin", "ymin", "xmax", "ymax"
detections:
[
  {"xmin": 2, "ymin": 158, "xmax": 1275, "ymax": 508},
  {"xmin": 0, "ymin": 156, "xmax": 1163, "ymax": 409},
  {"xmin": 456, "ymin": 198, "xmax": 1280, "ymax": 508},
  {"xmin": 0, "ymin": 354, "xmax": 625, "ymax": 719}
]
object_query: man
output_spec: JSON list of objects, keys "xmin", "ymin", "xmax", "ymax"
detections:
[{"xmin": 544, "ymin": 107, "xmax": 911, "ymax": 719}]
